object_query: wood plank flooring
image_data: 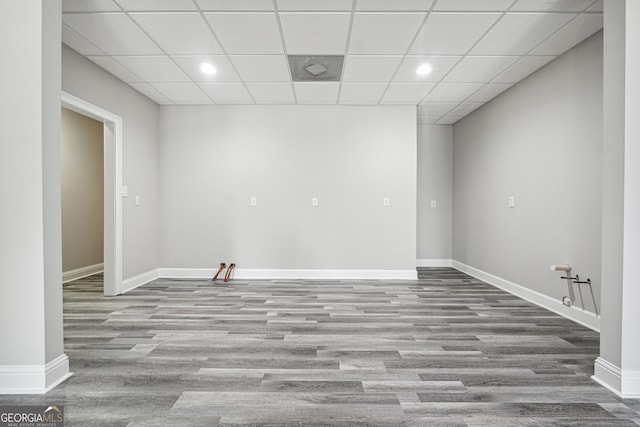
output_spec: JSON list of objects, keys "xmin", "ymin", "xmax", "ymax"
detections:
[{"xmin": 2, "ymin": 268, "xmax": 639, "ymax": 426}]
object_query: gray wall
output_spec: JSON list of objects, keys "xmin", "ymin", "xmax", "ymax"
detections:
[
  {"xmin": 159, "ymin": 105, "xmax": 417, "ymax": 271},
  {"xmin": 62, "ymin": 45, "xmax": 160, "ymax": 279},
  {"xmin": 417, "ymin": 124, "xmax": 453, "ymax": 261},
  {"xmin": 61, "ymin": 108, "xmax": 104, "ymax": 272},
  {"xmin": 452, "ymin": 32, "xmax": 603, "ymax": 314}
]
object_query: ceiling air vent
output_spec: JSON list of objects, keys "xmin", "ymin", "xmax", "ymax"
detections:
[{"xmin": 288, "ymin": 55, "xmax": 344, "ymax": 82}]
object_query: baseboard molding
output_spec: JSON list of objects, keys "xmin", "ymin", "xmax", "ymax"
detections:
[
  {"xmin": 159, "ymin": 268, "xmax": 418, "ymax": 281},
  {"xmin": 62, "ymin": 263, "xmax": 104, "ymax": 283},
  {"xmin": 593, "ymin": 357, "xmax": 640, "ymax": 398},
  {"xmin": 416, "ymin": 259, "xmax": 453, "ymax": 268},
  {"xmin": 120, "ymin": 269, "xmax": 159, "ymax": 294},
  {"xmin": 0, "ymin": 354, "xmax": 72, "ymax": 394},
  {"xmin": 451, "ymin": 260, "xmax": 600, "ymax": 332}
]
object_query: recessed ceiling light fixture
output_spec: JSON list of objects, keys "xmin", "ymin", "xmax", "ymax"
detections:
[
  {"xmin": 200, "ymin": 62, "xmax": 217, "ymax": 75},
  {"xmin": 416, "ymin": 63, "xmax": 433, "ymax": 76}
]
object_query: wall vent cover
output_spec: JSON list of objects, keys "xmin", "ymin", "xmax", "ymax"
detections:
[{"xmin": 288, "ymin": 55, "xmax": 344, "ymax": 82}]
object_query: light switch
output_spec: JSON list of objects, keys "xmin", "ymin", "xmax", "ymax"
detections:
[
  {"xmin": 383, "ymin": 197, "xmax": 390, "ymax": 207},
  {"xmin": 311, "ymin": 197, "xmax": 318, "ymax": 207},
  {"xmin": 250, "ymin": 197, "xmax": 257, "ymax": 207},
  {"xmin": 430, "ymin": 200, "xmax": 437, "ymax": 208}
]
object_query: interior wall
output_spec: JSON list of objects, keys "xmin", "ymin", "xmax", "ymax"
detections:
[
  {"xmin": 159, "ymin": 105, "xmax": 417, "ymax": 273},
  {"xmin": 452, "ymin": 32, "xmax": 603, "ymax": 314},
  {"xmin": 417, "ymin": 124, "xmax": 453, "ymax": 262},
  {"xmin": 61, "ymin": 45, "xmax": 160, "ymax": 280},
  {"xmin": 61, "ymin": 108, "xmax": 104, "ymax": 272}
]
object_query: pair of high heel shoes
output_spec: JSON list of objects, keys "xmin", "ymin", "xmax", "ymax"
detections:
[{"xmin": 212, "ymin": 262, "xmax": 235, "ymax": 282}]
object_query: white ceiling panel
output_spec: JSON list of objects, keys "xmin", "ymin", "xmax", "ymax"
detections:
[
  {"xmin": 294, "ymin": 83, "xmax": 340, "ymax": 103},
  {"xmin": 113, "ymin": 56, "xmax": 191, "ymax": 82},
  {"xmin": 510, "ymin": 0, "xmax": 595, "ymax": 12},
  {"xmin": 129, "ymin": 83, "xmax": 172, "ymax": 103},
  {"xmin": 443, "ymin": 56, "xmax": 519, "ymax": 83},
  {"xmin": 172, "ymin": 55, "xmax": 241, "ymax": 82},
  {"xmin": 62, "ymin": 0, "xmax": 121, "ymax": 12},
  {"xmin": 348, "ymin": 13, "xmax": 426, "ymax": 54},
  {"xmin": 276, "ymin": 0, "xmax": 354, "ymax": 11},
  {"xmin": 280, "ymin": 13, "xmax": 351, "ymax": 55},
  {"xmin": 410, "ymin": 13, "xmax": 501, "ymax": 55},
  {"xmin": 200, "ymin": 83, "xmax": 254, "ymax": 102},
  {"xmin": 117, "ymin": 0, "xmax": 197, "ymax": 11},
  {"xmin": 356, "ymin": 0, "xmax": 434, "ymax": 11},
  {"xmin": 417, "ymin": 102, "xmax": 458, "ymax": 116},
  {"xmin": 529, "ymin": 13, "xmax": 602, "ymax": 56},
  {"xmin": 492, "ymin": 55, "xmax": 555, "ymax": 83},
  {"xmin": 470, "ymin": 13, "xmax": 576, "ymax": 55},
  {"xmin": 433, "ymin": 0, "xmax": 514, "ymax": 11},
  {"xmin": 195, "ymin": 0, "xmax": 274, "ymax": 11},
  {"xmin": 588, "ymin": 0, "xmax": 603, "ymax": 12},
  {"xmin": 436, "ymin": 116, "xmax": 463, "ymax": 124},
  {"xmin": 230, "ymin": 55, "xmax": 290, "ymax": 82},
  {"xmin": 342, "ymin": 56, "xmax": 403, "ymax": 82},
  {"xmin": 448, "ymin": 102, "xmax": 484, "ymax": 116},
  {"xmin": 151, "ymin": 82, "xmax": 211, "ymax": 102},
  {"xmin": 393, "ymin": 55, "xmax": 461, "ymax": 83},
  {"xmin": 339, "ymin": 83, "xmax": 387, "ymax": 103},
  {"xmin": 88, "ymin": 56, "xmax": 143, "ymax": 82},
  {"xmin": 246, "ymin": 83, "xmax": 295, "ymax": 103},
  {"xmin": 465, "ymin": 82, "xmax": 513, "ymax": 102},
  {"xmin": 422, "ymin": 82, "xmax": 484, "ymax": 102},
  {"xmin": 130, "ymin": 13, "xmax": 223, "ymax": 55},
  {"xmin": 63, "ymin": 13, "xmax": 163, "ymax": 55},
  {"xmin": 381, "ymin": 83, "xmax": 435, "ymax": 103},
  {"xmin": 62, "ymin": 24, "xmax": 104, "ymax": 55},
  {"xmin": 204, "ymin": 13, "xmax": 283, "ymax": 54}
]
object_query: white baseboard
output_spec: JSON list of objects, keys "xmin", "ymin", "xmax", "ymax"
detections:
[
  {"xmin": 120, "ymin": 269, "xmax": 160, "ymax": 294},
  {"xmin": 451, "ymin": 260, "xmax": 600, "ymax": 332},
  {"xmin": 159, "ymin": 268, "xmax": 418, "ymax": 281},
  {"xmin": 62, "ymin": 263, "xmax": 104, "ymax": 283},
  {"xmin": 416, "ymin": 259, "xmax": 453, "ymax": 268},
  {"xmin": 593, "ymin": 357, "xmax": 640, "ymax": 398},
  {"xmin": 0, "ymin": 354, "xmax": 72, "ymax": 394}
]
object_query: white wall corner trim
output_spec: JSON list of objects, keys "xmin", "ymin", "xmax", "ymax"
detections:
[
  {"xmin": 159, "ymin": 268, "xmax": 418, "ymax": 281},
  {"xmin": 416, "ymin": 259, "xmax": 452, "ymax": 268},
  {"xmin": 62, "ymin": 263, "xmax": 104, "ymax": 283},
  {"xmin": 451, "ymin": 260, "xmax": 600, "ymax": 332},
  {"xmin": 593, "ymin": 357, "xmax": 640, "ymax": 398},
  {"xmin": 0, "ymin": 354, "xmax": 72, "ymax": 394},
  {"xmin": 120, "ymin": 269, "xmax": 160, "ymax": 294}
]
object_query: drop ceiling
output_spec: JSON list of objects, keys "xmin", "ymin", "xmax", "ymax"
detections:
[{"xmin": 62, "ymin": 0, "xmax": 603, "ymax": 124}]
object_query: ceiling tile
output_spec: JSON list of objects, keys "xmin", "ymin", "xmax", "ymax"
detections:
[
  {"xmin": 246, "ymin": 83, "xmax": 295, "ymax": 103},
  {"xmin": 130, "ymin": 13, "xmax": 223, "ymax": 54},
  {"xmin": 204, "ymin": 13, "xmax": 284, "ymax": 54},
  {"xmin": 342, "ymin": 55, "xmax": 403, "ymax": 82},
  {"xmin": 588, "ymin": 0, "xmax": 603, "ymax": 12},
  {"xmin": 492, "ymin": 55, "xmax": 555, "ymax": 83},
  {"xmin": 529, "ymin": 13, "xmax": 602, "ymax": 55},
  {"xmin": 465, "ymin": 82, "xmax": 513, "ymax": 102},
  {"xmin": 510, "ymin": 0, "xmax": 595, "ymax": 12},
  {"xmin": 63, "ymin": 13, "xmax": 162, "ymax": 55},
  {"xmin": 200, "ymin": 83, "xmax": 255, "ymax": 102},
  {"xmin": 88, "ymin": 56, "xmax": 143, "ymax": 82},
  {"xmin": 381, "ymin": 83, "xmax": 435, "ymax": 103},
  {"xmin": 443, "ymin": 56, "xmax": 519, "ymax": 83},
  {"xmin": 356, "ymin": 0, "xmax": 434, "ymax": 11},
  {"xmin": 433, "ymin": 0, "xmax": 513, "ymax": 11},
  {"xmin": 348, "ymin": 13, "xmax": 426, "ymax": 54},
  {"xmin": 393, "ymin": 55, "xmax": 461, "ymax": 83},
  {"xmin": 436, "ymin": 116, "xmax": 462, "ymax": 124},
  {"xmin": 422, "ymin": 82, "xmax": 484, "ymax": 102},
  {"xmin": 417, "ymin": 102, "xmax": 458, "ymax": 116},
  {"xmin": 294, "ymin": 82, "xmax": 340, "ymax": 103},
  {"xmin": 339, "ymin": 83, "xmax": 387, "ymax": 103},
  {"xmin": 230, "ymin": 55, "xmax": 290, "ymax": 82},
  {"xmin": 113, "ymin": 56, "xmax": 191, "ymax": 82},
  {"xmin": 172, "ymin": 55, "xmax": 241, "ymax": 82},
  {"xmin": 280, "ymin": 13, "xmax": 351, "ymax": 55},
  {"xmin": 151, "ymin": 82, "xmax": 211, "ymax": 102},
  {"xmin": 470, "ymin": 13, "xmax": 576, "ymax": 55},
  {"xmin": 196, "ymin": 0, "xmax": 274, "ymax": 11},
  {"xmin": 129, "ymin": 82, "xmax": 172, "ymax": 103},
  {"xmin": 62, "ymin": 0, "xmax": 120, "ymax": 12},
  {"xmin": 62, "ymin": 24, "xmax": 104, "ymax": 55},
  {"xmin": 276, "ymin": 0, "xmax": 354, "ymax": 11},
  {"xmin": 116, "ymin": 0, "xmax": 197, "ymax": 10},
  {"xmin": 448, "ymin": 102, "xmax": 484, "ymax": 116},
  {"xmin": 410, "ymin": 13, "xmax": 501, "ymax": 55}
]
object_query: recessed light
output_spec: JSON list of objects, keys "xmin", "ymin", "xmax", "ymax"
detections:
[
  {"xmin": 200, "ymin": 62, "xmax": 217, "ymax": 75},
  {"xmin": 416, "ymin": 63, "xmax": 432, "ymax": 76}
]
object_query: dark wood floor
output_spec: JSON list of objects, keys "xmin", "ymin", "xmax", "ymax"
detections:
[{"xmin": 2, "ymin": 269, "xmax": 639, "ymax": 426}]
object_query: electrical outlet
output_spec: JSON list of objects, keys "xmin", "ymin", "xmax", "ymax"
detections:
[
  {"xmin": 383, "ymin": 197, "xmax": 390, "ymax": 207},
  {"xmin": 250, "ymin": 197, "xmax": 257, "ymax": 207},
  {"xmin": 135, "ymin": 195, "xmax": 141, "ymax": 206},
  {"xmin": 508, "ymin": 196, "xmax": 515, "ymax": 208},
  {"xmin": 311, "ymin": 197, "xmax": 318, "ymax": 207},
  {"xmin": 430, "ymin": 200, "xmax": 437, "ymax": 208}
]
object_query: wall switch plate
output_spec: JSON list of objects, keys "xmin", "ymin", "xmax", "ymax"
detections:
[
  {"xmin": 383, "ymin": 197, "xmax": 390, "ymax": 207},
  {"xmin": 508, "ymin": 196, "xmax": 515, "ymax": 208},
  {"xmin": 121, "ymin": 186, "xmax": 128, "ymax": 197},
  {"xmin": 430, "ymin": 200, "xmax": 437, "ymax": 208},
  {"xmin": 135, "ymin": 195, "xmax": 141, "ymax": 206},
  {"xmin": 250, "ymin": 197, "xmax": 257, "ymax": 207},
  {"xmin": 311, "ymin": 197, "xmax": 318, "ymax": 207}
]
